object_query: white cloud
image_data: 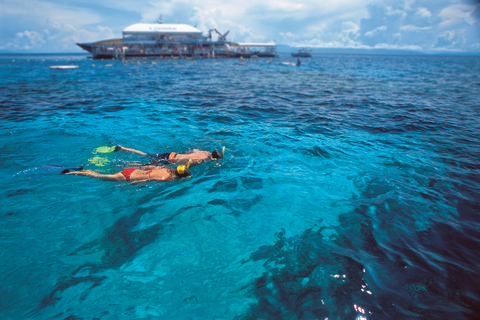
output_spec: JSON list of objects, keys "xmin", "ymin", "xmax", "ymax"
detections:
[
  {"xmin": 290, "ymin": 38, "xmax": 369, "ymax": 49},
  {"xmin": 385, "ymin": 6, "xmax": 404, "ymax": 16},
  {"xmin": 435, "ymin": 30, "xmax": 462, "ymax": 49},
  {"xmin": 342, "ymin": 21, "xmax": 360, "ymax": 34},
  {"xmin": 416, "ymin": 7, "xmax": 432, "ymax": 18},
  {"xmin": 269, "ymin": 0, "xmax": 305, "ymax": 11},
  {"xmin": 306, "ymin": 22, "xmax": 328, "ymax": 35},
  {"xmin": 373, "ymin": 43, "xmax": 423, "ymax": 51},
  {"xmin": 400, "ymin": 25, "xmax": 432, "ymax": 32},
  {"xmin": 0, "ymin": 22, "xmax": 115, "ymax": 52},
  {"xmin": 402, "ymin": 0, "xmax": 416, "ymax": 12},
  {"xmin": 364, "ymin": 26, "xmax": 387, "ymax": 37},
  {"xmin": 439, "ymin": 4, "xmax": 477, "ymax": 27},
  {"xmin": 280, "ymin": 32, "xmax": 296, "ymax": 38},
  {"xmin": 0, "ymin": 0, "xmax": 103, "ymax": 26},
  {"xmin": 442, "ymin": 30, "xmax": 456, "ymax": 41},
  {"xmin": 11, "ymin": 31, "xmax": 46, "ymax": 50}
]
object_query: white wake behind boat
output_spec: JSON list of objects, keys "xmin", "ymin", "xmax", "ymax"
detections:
[{"xmin": 49, "ymin": 65, "xmax": 79, "ymax": 70}]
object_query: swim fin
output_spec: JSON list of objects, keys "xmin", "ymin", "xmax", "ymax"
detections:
[
  {"xmin": 61, "ymin": 166, "xmax": 84, "ymax": 174},
  {"xmin": 88, "ymin": 156, "xmax": 110, "ymax": 167},
  {"xmin": 93, "ymin": 146, "xmax": 117, "ymax": 154}
]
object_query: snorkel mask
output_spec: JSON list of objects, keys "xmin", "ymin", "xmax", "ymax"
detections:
[
  {"xmin": 176, "ymin": 158, "xmax": 192, "ymax": 177},
  {"xmin": 212, "ymin": 146, "xmax": 225, "ymax": 160}
]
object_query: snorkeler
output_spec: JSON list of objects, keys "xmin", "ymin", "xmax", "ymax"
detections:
[
  {"xmin": 62, "ymin": 164, "xmax": 191, "ymax": 183},
  {"xmin": 113, "ymin": 145, "xmax": 225, "ymax": 166}
]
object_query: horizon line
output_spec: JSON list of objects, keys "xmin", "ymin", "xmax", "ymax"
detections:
[{"xmin": 1, "ymin": 49, "xmax": 479, "ymax": 57}]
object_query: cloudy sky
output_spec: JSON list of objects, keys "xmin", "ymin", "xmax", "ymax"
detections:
[{"xmin": 1, "ymin": 0, "xmax": 479, "ymax": 53}]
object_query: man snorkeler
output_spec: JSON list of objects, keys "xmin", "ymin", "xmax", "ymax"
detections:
[
  {"xmin": 62, "ymin": 164, "xmax": 190, "ymax": 183},
  {"xmin": 113, "ymin": 145, "xmax": 225, "ymax": 166}
]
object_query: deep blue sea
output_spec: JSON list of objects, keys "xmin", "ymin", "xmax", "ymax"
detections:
[{"xmin": 1, "ymin": 53, "xmax": 480, "ymax": 320}]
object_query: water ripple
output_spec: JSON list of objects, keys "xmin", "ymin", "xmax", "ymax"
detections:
[{"xmin": 1, "ymin": 53, "xmax": 480, "ymax": 319}]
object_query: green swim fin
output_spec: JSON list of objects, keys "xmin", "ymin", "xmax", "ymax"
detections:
[
  {"xmin": 88, "ymin": 156, "xmax": 110, "ymax": 167},
  {"xmin": 93, "ymin": 146, "xmax": 116, "ymax": 154}
]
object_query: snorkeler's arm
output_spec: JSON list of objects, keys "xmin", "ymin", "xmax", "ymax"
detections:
[
  {"xmin": 175, "ymin": 157, "xmax": 202, "ymax": 167},
  {"xmin": 116, "ymin": 146, "xmax": 149, "ymax": 157},
  {"xmin": 175, "ymin": 158, "xmax": 192, "ymax": 166},
  {"xmin": 65, "ymin": 170, "xmax": 123, "ymax": 181},
  {"xmin": 65, "ymin": 170, "xmax": 98, "ymax": 177}
]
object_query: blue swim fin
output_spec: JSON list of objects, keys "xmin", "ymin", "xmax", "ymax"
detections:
[{"xmin": 61, "ymin": 166, "xmax": 83, "ymax": 174}]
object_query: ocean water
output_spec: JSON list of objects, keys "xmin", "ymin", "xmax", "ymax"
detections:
[{"xmin": 1, "ymin": 53, "xmax": 480, "ymax": 320}]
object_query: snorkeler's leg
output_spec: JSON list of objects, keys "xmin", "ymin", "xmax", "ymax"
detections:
[
  {"xmin": 115, "ymin": 146, "xmax": 149, "ymax": 157},
  {"xmin": 66, "ymin": 170, "xmax": 125, "ymax": 181}
]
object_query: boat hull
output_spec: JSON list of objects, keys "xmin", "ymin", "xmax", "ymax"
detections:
[{"xmin": 76, "ymin": 42, "xmax": 279, "ymax": 60}]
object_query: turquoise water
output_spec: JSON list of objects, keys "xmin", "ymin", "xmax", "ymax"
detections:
[{"xmin": 1, "ymin": 53, "xmax": 480, "ymax": 319}]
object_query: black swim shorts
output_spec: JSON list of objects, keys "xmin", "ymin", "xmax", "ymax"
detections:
[{"xmin": 147, "ymin": 152, "xmax": 172, "ymax": 164}]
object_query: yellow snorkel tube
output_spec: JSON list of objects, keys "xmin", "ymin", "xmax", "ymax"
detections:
[{"xmin": 222, "ymin": 146, "xmax": 225, "ymax": 157}]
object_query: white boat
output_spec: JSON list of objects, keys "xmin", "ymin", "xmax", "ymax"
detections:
[
  {"xmin": 291, "ymin": 49, "xmax": 312, "ymax": 58},
  {"xmin": 77, "ymin": 22, "xmax": 278, "ymax": 60}
]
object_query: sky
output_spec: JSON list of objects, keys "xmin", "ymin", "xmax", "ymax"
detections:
[{"xmin": 1, "ymin": 0, "xmax": 479, "ymax": 53}]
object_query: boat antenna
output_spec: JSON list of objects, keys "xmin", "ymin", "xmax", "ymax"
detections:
[{"xmin": 157, "ymin": 15, "xmax": 163, "ymax": 24}]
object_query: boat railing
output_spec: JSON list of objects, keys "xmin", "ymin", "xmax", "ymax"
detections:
[{"xmin": 123, "ymin": 35, "xmax": 200, "ymax": 43}]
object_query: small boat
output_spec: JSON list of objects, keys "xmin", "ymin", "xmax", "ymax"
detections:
[
  {"xmin": 291, "ymin": 49, "xmax": 312, "ymax": 58},
  {"xmin": 49, "ymin": 65, "xmax": 79, "ymax": 70}
]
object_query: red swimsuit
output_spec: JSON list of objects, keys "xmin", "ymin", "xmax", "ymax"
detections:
[
  {"xmin": 120, "ymin": 168, "xmax": 136, "ymax": 181},
  {"xmin": 120, "ymin": 168, "xmax": 153, "ymax": 181}
]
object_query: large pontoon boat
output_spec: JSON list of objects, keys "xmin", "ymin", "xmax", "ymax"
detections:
[{"xmin": 77, "ymin": 22, "xmax": 278, "ymax": 60}]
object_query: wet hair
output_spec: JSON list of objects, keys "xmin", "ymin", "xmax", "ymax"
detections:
[
  {"xmin": 175, "ymin": 166, "xmax": 191, "ymax": 179},
  {"xmin": 212, "ymin": 150, "xmax": 223, "ymax": 160}
]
